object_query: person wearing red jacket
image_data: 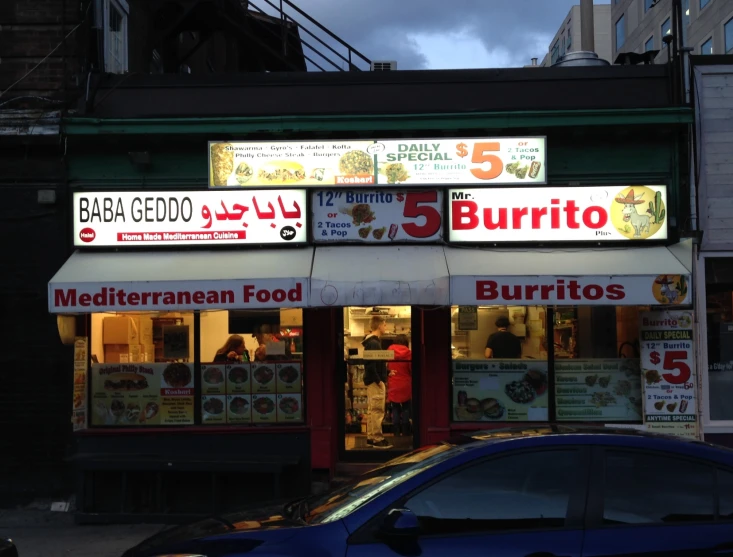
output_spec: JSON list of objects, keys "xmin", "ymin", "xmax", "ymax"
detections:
[{"xmin": 387, "ymin": 335, "xmax": 412, "ymax": 437}]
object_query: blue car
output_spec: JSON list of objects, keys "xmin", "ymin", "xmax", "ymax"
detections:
[{"xmin": 123, "ymin": 425, "xmax": 733, "ymax": 557}]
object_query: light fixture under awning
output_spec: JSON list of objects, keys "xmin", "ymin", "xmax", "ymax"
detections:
[
  {"xmin": 445, "ymin": 242, "xmax": 693, "ymax": 306},
  {"xmin": 310, "ymin": 246, "xmax": 450, "ymax": 307},
  {"xmin": 48, "ymin": 249, "xmax": 313, "ymax": 313}
]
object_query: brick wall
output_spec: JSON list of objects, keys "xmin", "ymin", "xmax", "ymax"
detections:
[
  {"xmin": 696, "ymin": 65, "xmax": 733, "ymax": 251},
  {"xmin": 0, "ymin": 0, "xmax": 84, "ymax": 99}
]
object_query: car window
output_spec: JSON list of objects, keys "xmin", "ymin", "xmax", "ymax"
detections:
[
  {"xmin": 404, "ymin": 449, "xmax": 582, "ymax": 534},
  {"xmin": 603, "ymin": 450, "xmax": 714, "ymax": 525},
  {"xmin": 718, "ymin": 468, "xmax": 733, "ymax": 520}
]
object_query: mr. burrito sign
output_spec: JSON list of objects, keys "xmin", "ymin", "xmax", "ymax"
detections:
[{"xmin": 449, "ymin": 185, "xmax": 668, "ymax": 243}]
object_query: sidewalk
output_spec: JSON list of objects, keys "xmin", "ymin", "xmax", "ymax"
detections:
[{"xmin": 0, "ymin": 508, "xmax": 165, "ymax": 557}]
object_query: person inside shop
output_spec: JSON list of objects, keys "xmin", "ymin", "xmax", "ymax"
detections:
[
  {"xmin": 485, "ymin": 316, "xmax": 522, "ymax": 359},
  {"xmin": 253, "ymin": 325, "xmax": 291, "ymax": 362},
  {"xmin": 214, "ymin": 334, "xmax": 249, "ymax": 363},
  {"xmin": 387, "ymin": 334, "xmax": 412, "ymax": 437},
  {"xmin": 363, "ymin": 316, "xmax": 392, "ymax": 449}
]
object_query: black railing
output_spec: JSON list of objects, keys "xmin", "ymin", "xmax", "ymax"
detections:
[{"xmin": 247, "ymin": 0, "xmax": 371, "ymax": 71}]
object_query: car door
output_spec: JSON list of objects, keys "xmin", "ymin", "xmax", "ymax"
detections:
[
  {"xmin": 581, "ymin": 447, "xmax": 733, "ymax": 557},
  {"xmin": 347, "ymin": 447, "xmax": 591, "ymax": 557}
]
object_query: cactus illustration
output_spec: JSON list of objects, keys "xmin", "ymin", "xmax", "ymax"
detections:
[
  {"xmin": 647, "ymin": 191, "xmax": 666, "ymax": 224},
  {"xmin": 675, "ymin": 275, "xmax": 688, "ymax": 298}
]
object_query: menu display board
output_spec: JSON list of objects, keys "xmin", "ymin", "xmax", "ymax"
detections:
[
  {"xmin": 209, "ymin": 137, "xmax": 547, "ymax": 188},
  {"xmin": 73, "ymin": 190, "xmax": 307, "ymax": 247},
  {"xmin": 555, "ymin": 359, "xmax": 643, "ymax": 422},
  {"xmin": 72, "ymin": 337, "xmax": 88, "ymax": 431},
  {"xmin": 639, "ymin": 311, "xmax": 698, "ymax": 438},
  {"xmin": 452, "ymin": 360, "xmax": 549, "ymax": 422},
  {"xmin": 311, "ymin": 189, "xmax": 443, "ymax": 243},
  {"xmin": 199, "ymin": 362, "xmax": 303, "ymax": 424},
  {"xmin": 91, "ymin": 363, "xmax": 194, "ymax": 426}
]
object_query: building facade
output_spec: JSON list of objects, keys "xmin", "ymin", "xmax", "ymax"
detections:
[
  {"xmin": 612, "ymin": 0, "xmax": 733, "ymax": 59},
  {"xmin": 540, "ymin": 4, "xmax": 612, "ymax": 66}
]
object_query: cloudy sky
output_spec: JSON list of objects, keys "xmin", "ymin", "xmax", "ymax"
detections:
[{"xmin": 283, "ymin": 0, "xmax": 610, "ymax": 70}]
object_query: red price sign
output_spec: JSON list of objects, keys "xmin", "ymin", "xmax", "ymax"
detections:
[
  {"xmin": 402, "ymin": 191, "xmax": 442, "ymax": 239},
  {"xmin": 661, "ymin": 350, "xmax": 691, "ymax": 385}
]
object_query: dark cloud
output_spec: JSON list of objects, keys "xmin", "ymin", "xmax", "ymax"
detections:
[{"xmin": 281, "ymin": 0, "xmax": 609, "ymax": 69}]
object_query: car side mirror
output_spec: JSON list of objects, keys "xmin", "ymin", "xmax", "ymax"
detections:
[
  {"xmin": 0, "ymin": 538, "xmax": 18, "ymax": 557},
  {"xmin": 379, "ymin": 508, "xmax": 420, "ymax": 538}
]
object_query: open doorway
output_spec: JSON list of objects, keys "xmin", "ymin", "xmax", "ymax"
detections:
[{"xmin": 342, "ymin": 306, "xmax": 415, "ymax": 457}]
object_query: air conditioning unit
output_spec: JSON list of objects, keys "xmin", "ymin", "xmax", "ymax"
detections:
[{"xmin": 371, "ymin": 60, "xmax": 397, "ymax": 71}]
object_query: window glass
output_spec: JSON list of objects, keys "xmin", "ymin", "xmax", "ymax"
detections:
[
  {"xmin": 726, "ymin": 18, "xmax": 733, "ymax": 53},
  {"xmin": 106, "ymin": 0, "xmax": 127, "ymax": 73},
  {"xmin": 701, "ymin": 37, "xmax": 714, "ymax": 54},
  {"xmin": 551, "ymin": 42, "xmax": 560, "ymax": 65},
  {"xmin": 567, "ymin": 30, "xmax": 572, "ymax": 51},
  {"xmin": 644, "ymin": 0, "xmax": 654, "ymax": 12},
  {"xmin": 701, "ymin": 0, "xmax": 711, "ymax": 9},
  {"xmin": 90, "ymin": 312, "xmax": 194, "ymax": 426},
  {"xmin": 645, "ymin": 36, "xmax": 655, "ymax": 51},
  {"xmin": 200, "ymin": 309, "xmax": 304, "ymax": 425},
  {"xmin": 682, "ymin": 0, "xmax": 690, "ymax": 45},
  {"xmin": 451, "ymin": 306, "xmax": 549, "ymax": 422},
  {"xmin": 616, "ymin": 15, "xmax": 626, "ymax": 49},
  {"xmin": 705, "ymin": 258, "xmax": 733, "ymax": 421},
  {"xmin": 662, "ymin": 18, "xmax": 672, "ymax": 48},
  {"xmin": 405, "ymin": 450, "xmax": 581, "ymax": 533},
  {"xmin": 554, "ymin": 307, "xmax": 643, "ymax": 423},
  {"xmin": 718, "ymin": 468, "xmax": 733, "ymax": 519},
  {"xmin": 604, "ymin": 451, "xmax": 715, "ymax": 524}
]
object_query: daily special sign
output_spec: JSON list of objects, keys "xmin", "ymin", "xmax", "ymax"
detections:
[
  {"xmin": 448, "ymin": 185, "xmax": 668, "ymax": 243},
  {"xmin": 208, "ymin": 137, "xmax": 546, "ymax": 188},
  {"xmin": 73, "ymin": 190, "xmax": 307, "ymax": 247}
]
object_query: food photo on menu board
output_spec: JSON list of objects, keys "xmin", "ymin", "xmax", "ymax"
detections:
[
  {"xmin": 276, "ymin": 363, "xmax": 302, "ymax": 393},
  {"xmin": 452, "ymin": 361, "xmax": 549, "ymax": 422},
  {"xmin": 311, "ymin": 190, "xmax": 443, "ymax": 243},
  {"xmin": 554, "ymin": 359, "xmax": 643, "ymax": 422},
  {"xmin": 202, "ymin": 395, "xmax": 226, "ymax": 424},
  {"xmin": 252, "ymin": 394, "xmax": 277, "ymax": 423},
  {"xmin": 277, "ymin": 394, "xmax": 302, "ymax": 421},
  {"xmin": 208, "ymin": 138, "xmax": 546, "ymax": 187},
  {"xmin": 91, "ymin": 363, "xmax": 194, "ymax": 426},
  {"xmin": 251, "ymin": 363, "xmax": 277, "ymax": 394}
]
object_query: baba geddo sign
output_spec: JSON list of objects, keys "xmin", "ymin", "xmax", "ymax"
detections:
[{"xmin": 448, "ymin": 185, "xmax": 668, "ymax": 243}]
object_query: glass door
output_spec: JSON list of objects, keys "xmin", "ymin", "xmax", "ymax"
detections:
[{"xmin": 341, "ymin": 305, "xmax": 415, "ymax": 460}]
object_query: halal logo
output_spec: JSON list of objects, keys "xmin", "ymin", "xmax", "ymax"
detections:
[
  {"xmin": 280, "ymin": 226, "xmax": 296, "ymax": 241},
  {"xmin": 611, "ymin": 186, "xmax": 666, "ymax": 240}
]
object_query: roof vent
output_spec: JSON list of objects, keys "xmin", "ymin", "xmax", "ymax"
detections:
[
  {"xmin": 371, "ymin": 60, "xmax": 397, "ymax": 71},
  {"xmin": 552, "ymin": 50, "xmax": 610, "ymax": 67}
]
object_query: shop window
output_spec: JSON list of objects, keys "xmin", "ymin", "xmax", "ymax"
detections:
[
  {"xmin": 451, "ymin": 306, "xmax": 549, "ymax": 422},
  {"xmin": 603, "ymin": 450, "xmax": 714, "ymax": 524},
  {"xmin": 89, "ymin": 312, "xmax": 194, "ymax": 426},
  {"xmin": 450, "ymin": 306, "xmax": 643, "ymax": 424},
  {"xmin": 705, "ymin": 258, "xmax": 733, "ymax": 421},
  {"xmin": 404, "ymin": 450, "xmax": 581, "ymax": 533},
  {"xmin": 200, "ymin": 309, "xmax": 304, "ymax": 426}
]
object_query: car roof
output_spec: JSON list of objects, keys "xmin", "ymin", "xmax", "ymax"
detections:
[{"xmin": 457, "ymin": 424, "xmax": 729, "ymax": 452}]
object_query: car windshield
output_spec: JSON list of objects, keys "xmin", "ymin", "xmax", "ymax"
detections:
[{"xmin": 303, "ymin": 443, "xmax": 460, "ymax": 524}]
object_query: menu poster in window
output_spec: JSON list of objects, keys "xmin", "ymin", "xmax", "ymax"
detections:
[
  {"xmin": 227, "ymin": 394, "xmax": 252, "ymax": 424},
  {"xmin": 90, "ymin": 363, "xmax": 194, "ymax": 426},
  {"xmin": 452, "ymin": 361, "xmax": 549, "ymax": 422},
  {"xmin": 201, "ymin": 364, "xmax": 226, "ymax": 395},
  {"xmin": 311, "ymin": 189, "xmax": 443, "ymax": 243},
  {"xmin": 277, "ymin": 394, "xmax": 302, "ymax": 422},
  {"xmin": 72, "ymin": 337, "xmax": 88, "ymax": 431},
  {"xmin": 202, "ymin": 395, "xmax": 226, "ymax": 424},
  {"xmin": 458, "ymin": 306, "xmax": 478, "ymax": 330},
  {"xmin": 252, "ymin": 394, "xmax": 277, "ymax": 423},
  {"xmin": 225, "ymin": 363, "xmax": 251, "ymax": 394},
  {"xmin": 555, "ymin": 359, "xmax": 643, "ymax": 422},
  {"xmin": 251, "ymin": 363, "xmax": 276, "ymax": 394},
  {"xmin": 639, "ymin": 311, "xmax": 698, "ymax": 437},
  {"xmin": 163, "ymin": 325, "xmax": 189, "ymax": 360},
  {"xmin": 276, "ymin": 363, "xmax": 302, "ymax": 393}
]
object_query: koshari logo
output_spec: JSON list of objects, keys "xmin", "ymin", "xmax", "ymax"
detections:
[{"xmin": 79, "ymin": 227, "xmax": 96, "ymax": 243}]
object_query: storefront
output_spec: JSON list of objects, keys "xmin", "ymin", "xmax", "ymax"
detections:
[{"xmin": 56, "ymin": 98, "xmax": 694, "ymax": 520}]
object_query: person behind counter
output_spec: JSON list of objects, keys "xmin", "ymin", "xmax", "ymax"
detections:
[
  {"xmin": 214, "ymin": 334, "xmax": 249, "ymax": 363},
  {"xmin": 485, "ymin": 316, "xmax": 522, "ymax": 359},
  {"xmin": 363, "ymin": 316, "xmax": 392, "ymax": 449},
  {"xmin": 387, "ymin": 334, "xmax": 412, "ymax": 437}
]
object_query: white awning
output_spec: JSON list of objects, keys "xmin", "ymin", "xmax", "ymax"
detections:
[
  {"xmin": 310, "ymin": 246, "xmax": 449, "ymax": 307},
  {"xmin": 446, "ymin": 242, "xmax": 693, "ymax": 306},
  {"xmin": 49, "ymin": 249, "xmax": 313, "ymax": 313}
]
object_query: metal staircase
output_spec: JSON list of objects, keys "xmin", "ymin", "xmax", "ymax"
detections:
[{"xmin": 246, "ymin": 0, "xmax": 371, "ymax": 71}]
